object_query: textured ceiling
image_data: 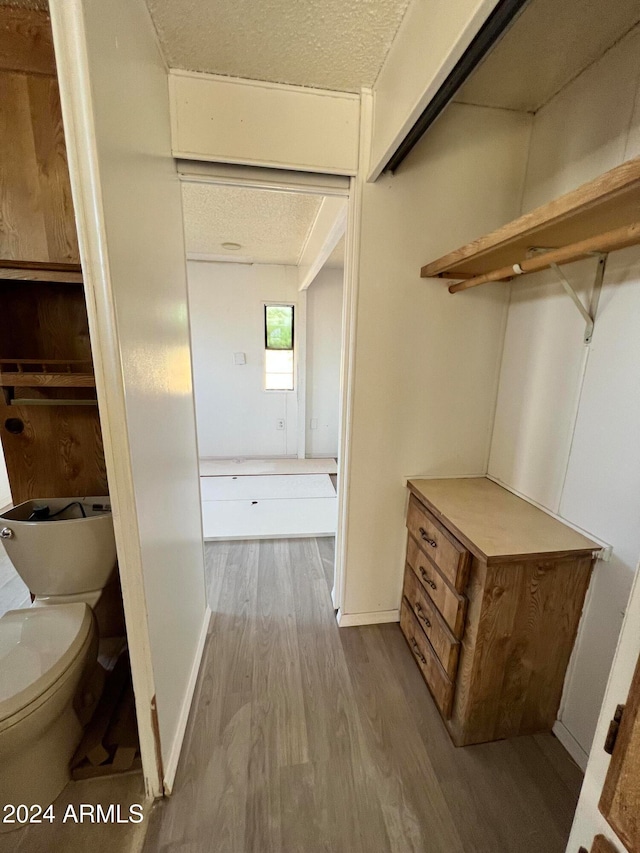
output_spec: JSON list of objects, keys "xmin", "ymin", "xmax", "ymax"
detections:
[
  {"xmin": 456, "ymin": 0, "xmax": 640, "ymax": 112},
  {"xmin": 182, "ymin": 184, "xmax": 326, "ymax": 265},
  {"xmin": 145, "ymin": 0, "xmax": 411, "ymax": 92}
]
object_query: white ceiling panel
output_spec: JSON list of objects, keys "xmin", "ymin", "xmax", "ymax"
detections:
[
  {"xmin": 325, "ymin": 235, "xmax": 345, "ymax": 268},
  {"xmin": 456, "ymin": 0, "xmax": 640, "ymax": 112},
  {"xmin": 146, "ymin": 0, "xmax": 411, "ymax": 92},
  {"xmin": 182, "ymin": 183, "xmax": 324, "ymax": 265}
]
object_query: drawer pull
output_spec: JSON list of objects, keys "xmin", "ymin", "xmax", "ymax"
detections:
[
  {"xmin": 419, "ymin": 567, "xmax": 437, "ymax": 590},
  {"xmin": 410, "ymin": 638, "xmax": 426, "ymax": 665},
  {"xmin": 419, "ymin": 527, "xmax": 437, "ymax": 548},
  {"xmin": 415, "ymin": 603, "xmax": 431, "ymax": 628}
]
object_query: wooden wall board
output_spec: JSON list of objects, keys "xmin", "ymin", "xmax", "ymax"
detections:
[
  {"xmin": 408, "ymin": 478, "xmax": 599, "ymax": 562},
  {"xmin": 599, "ymin": 651, "xmax": 640, "ymax": 852},
  {"xmin": 420, "ymin": 156, "xmax": 640, "ymax": 278},
  {"xmin": 0, "ymin": 7, "xmax": 56, "ymax": 76},
  {"xmin": 0, "ymin": 281, "xmax": 93, "ymax": 362},
  {"xmin": 582, "ymin": 835, "xmax": 622, "ymax": 853},
  {"xmin": 0, "ymin": 402, "xmax": 108, "ymax": 503},
  {"xmin": 0, "ymin": 71, "xmax": 79, "ymax": 264}
]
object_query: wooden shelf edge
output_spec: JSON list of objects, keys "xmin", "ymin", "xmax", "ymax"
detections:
[
  {"xmin": 0, "ymin": 372, "xmax": 95, "ymax": 388},
  {"xmin": 0, "ymin": 259, "xmax": 83, "ymax": 284},
  {"xmin": 420, "ymin": 155, "xmax": 640, "ymax": 278},
  {"xmin": 448, "ymin": 221, "xmax": 640, "ymax": 293}
]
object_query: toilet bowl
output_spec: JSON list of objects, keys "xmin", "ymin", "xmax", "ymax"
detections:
[{"xmin": 0, "ymin": 603, "xmax": 97, "ymax": 831}]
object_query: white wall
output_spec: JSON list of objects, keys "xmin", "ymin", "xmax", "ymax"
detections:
[
  {"xmin": 369, "ymin": 0, "xmax": 499, "ymax": 179},
  {"xmin": 341, "ymin": 101, "xmax": 532, "ymax": 621},
  {"xmin": 568, "ymin": 564, "xmax": 640, "ymax": 852},
  {"xmin": 50, "ymin": 0, "xmax": 207, "ymax": 794},
  {"xmin": 0, "ymin": 450, "xmax": 11, "ymax": 509},
  {"xmin": 169, "ymin": 71, "xmax": 360, "ymax": 175},
  {"xmin": 306, "ymin": 267, "xmax": 343, "ymax": 457},
  {"xmin": 488, "ymin": 24, "xmax": 640, "ymax": 764},
  {"xmin": 188, "ymin": 262, "xmax": 300, "ymax": 458}
]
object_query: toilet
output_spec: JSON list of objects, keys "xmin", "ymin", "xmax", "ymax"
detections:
[
  {"xmin": 0, "ymin": 497, "xmax": 120, "ymax": 826},
  {"xmin": 0, "ymin": 604, "xmax": 97, "ymax": 829}
]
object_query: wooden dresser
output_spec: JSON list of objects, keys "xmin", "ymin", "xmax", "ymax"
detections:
[{"xmin": 400, "ymin": 477, "xmax": 599, "ymax": 746}]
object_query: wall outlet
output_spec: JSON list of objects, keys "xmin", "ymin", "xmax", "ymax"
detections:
[
  {"xmin": 310, "ymin": 418, "xmax": 318, "ymax": 430},
  {"xmin": 233, "ymin": 352, "xmax": 246, "ymax": 365},
  {"xmin": 276, "ymin": 419, "xmax": 285, "ymax": 430}
]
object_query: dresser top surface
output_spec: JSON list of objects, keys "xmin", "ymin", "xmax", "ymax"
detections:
[{"xmin": 407, "ymin": 477, "xmax": 599, "ymax": 560}]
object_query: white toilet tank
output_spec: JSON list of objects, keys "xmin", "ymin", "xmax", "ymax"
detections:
[{"xmin": 0, "ymin": 497, "xmax": 116, "ymax": 597}]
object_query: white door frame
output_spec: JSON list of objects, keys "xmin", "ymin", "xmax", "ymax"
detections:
[
  {"xmin": 177, "ymin": 160, "xmax": 362, "ymax": 612},
  {"xmin": 49, "ymin": 0, "xmax": 164, "ymax": 798}
]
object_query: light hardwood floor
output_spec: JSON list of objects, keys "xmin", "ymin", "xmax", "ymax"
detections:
[
  {"xmin": 0, "ymin": 772, "xmax": 146, "ymax": 853},
  {"xmin": 143, "ymin": 537, "xmax": 583, "ymax": 853}
]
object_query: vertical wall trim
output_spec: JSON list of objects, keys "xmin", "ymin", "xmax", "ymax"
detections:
[
  {"xmin": 483, "ymin": 282, "xmax": 512, "ymax": 474},
  {"xmin": 333, "ymin": 89, "xmax": 371, "ymax": 612},
  {"xmin": 48, "ymin": 0, "xmax": 163, "ymax": 798},
  {"xmin": 296, "ymin": 290, "xmax": 307, "ymax": 459}
]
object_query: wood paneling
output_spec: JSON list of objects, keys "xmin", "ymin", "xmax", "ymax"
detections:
[
  {"xmin": 0, "ymin": 8, "xmax": 104, "ymax": 507},
  {"xmin": 0, "ymin": 7, "xmax": 56, "ymax": 75},
  {"xmin": 0, "ymin": 403, "xmax": 107, "ymax": 504},
  {"xmin": 0, "ymin": 71, "xmax": 79, "ymax": 264},
  {"xmin": 599, "ymin": 651, "xmax": 640, "ymax": 852},
  {"xmin": 0, "ymin": 281, "xmax": 103, "ymax": 504}
]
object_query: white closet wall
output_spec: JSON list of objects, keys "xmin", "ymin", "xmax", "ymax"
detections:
[
  {"xmin": 306, "ymin": 267, "xmax": 343, "ymax": 458},
  {"xmin": 50, "ymin": 0, "xmax": 207, "ymax": 792},
  {"xmin": 188, "ymin": 262, "xmax": 300, "ymax": 458},
  {"xmin": 0, "ymin": 451, "xmax": 10, "ymax": 509},
  {"xmin": 488, "ymin": 23, "xmax": 640, "ymax": 761},
  {"xmin": 342, "ymin": 102, "xmax": 532, "ymax": 620}
]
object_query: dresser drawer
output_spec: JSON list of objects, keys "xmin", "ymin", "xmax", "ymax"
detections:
[
  {"xmin": 403, "ymin": 565, "xmax": 460, "ymax": 680},
  {"xmin": 400, "ymin": 600, "xmax": 454, "ymax": 719},
  {"xmin": 406, "ymin": 535, "xmax": 467, "ymax": 638},
  {"xmin": 406, "ymin": 495, "xmax": 470, "ymax": 592}
]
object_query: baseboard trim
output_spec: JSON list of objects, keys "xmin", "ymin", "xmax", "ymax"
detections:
[
  {"xmin": 552, "ymin": 720, "xmax": 589, "ymax": 772},
  {"xmin": 336, "ymin": 608, "xmax": 400, "ymax": 627},
  {"xmin": 163, "ymin": 605, "xmax": 211, "ymax": 795}
]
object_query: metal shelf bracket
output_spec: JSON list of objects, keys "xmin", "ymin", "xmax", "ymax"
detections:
[{"xmin": 529, "ymin": 250, "xmax": 608, "ymax": 344}]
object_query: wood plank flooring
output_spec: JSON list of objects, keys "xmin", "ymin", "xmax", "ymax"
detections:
[
  {"xmin": 143, "ymin": 538, "xmax": 583, "ymax": 853},
  {"xmin": 0, "ymin": 772, "xmax": 146, "ymax": 853}
]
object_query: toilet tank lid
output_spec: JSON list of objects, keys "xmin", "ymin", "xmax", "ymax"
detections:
[{"xmin": 0, "ymin": 603, "xmax": 93, "ymax": 723}]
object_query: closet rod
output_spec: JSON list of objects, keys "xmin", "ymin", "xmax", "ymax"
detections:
[{"xmin": 448, "ymin": 221, "xmax": 640, "ymax": 293}]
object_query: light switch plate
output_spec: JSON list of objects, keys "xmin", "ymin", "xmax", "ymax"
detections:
[{"xmin": 233, "ymin": 352, "xmax": 246, "ymax": 365}]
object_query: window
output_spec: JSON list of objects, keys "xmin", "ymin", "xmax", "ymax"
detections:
[{"xmin": 265, "ymin": 304, "xmax": 294, "ymax": 390}]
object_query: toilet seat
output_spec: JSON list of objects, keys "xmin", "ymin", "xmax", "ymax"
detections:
[{"xmin": 0, "ymin": 603, "xmax": 94, "ymax": 729}]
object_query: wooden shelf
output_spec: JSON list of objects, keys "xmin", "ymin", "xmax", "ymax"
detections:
[
  {"xmin": 0, "ymin": 359, "xmax": 95, "ymax": 389},
  {"xmin": 421, "ymin": 156, "xmax": 640, "ymax": 292},
  {"xmin": 0, "ymin": 259, "xmax": 83, "ymax": 284}
]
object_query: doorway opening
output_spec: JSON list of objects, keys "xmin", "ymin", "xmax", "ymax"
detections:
[{"xmin": 179, "ymin": 166, "xmax": 354, "ymax": 609}]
